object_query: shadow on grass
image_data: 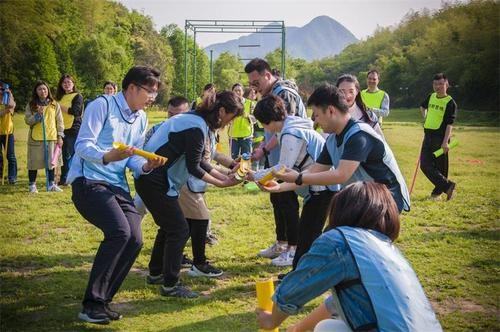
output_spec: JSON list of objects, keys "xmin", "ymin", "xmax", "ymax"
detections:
[
  {"xmin": 165, "ymin": 312, "xmax": 256, "ymax": 332},
  {"xmin": 1, "ymin": 262, "xmax": 274, "ymax": 332}
]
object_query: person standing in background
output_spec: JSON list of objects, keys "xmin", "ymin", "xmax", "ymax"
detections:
[
  {"xmin": 55, "ymin": 74, "xmax": 83, "ymax": 185},
  {"xmin": 360, "ymin": 70, "xmax": 390, "ymax": 125},
  {"xmin": 0, "ymin": 81, "xmax": 17, "ymax": 184}
]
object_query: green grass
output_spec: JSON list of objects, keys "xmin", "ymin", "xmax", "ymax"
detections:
[{"xmin": 0, "ymin": 109, "xmax": 498, "ymax": 331}]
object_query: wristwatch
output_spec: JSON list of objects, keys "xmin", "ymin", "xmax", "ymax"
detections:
[{"xmin": 294, "ymin": 173, "xmax": 303, "ymax": 185}]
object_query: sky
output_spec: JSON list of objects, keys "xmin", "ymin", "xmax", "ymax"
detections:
[{"xmin": 117, "ymin": 0, "xmax": 460, "ymax": 47}]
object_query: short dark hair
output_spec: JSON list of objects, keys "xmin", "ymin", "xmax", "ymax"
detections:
[
  {"xmin": 231, "ymin": 83, "xmax": 243, "ymax": 91},
  {"xmin": 307, "ymin": 83, "xmax": 349, "ymax": 114},
  {"xmin": 103, "ymin": 81, "xmax": 117, "ymax": 89},
  {"xmin": 56, "ymin": 74, "xmax": 77, "ymax": 100},
  {"xmin": 168, "ymin": 96, "xmax": 189, "ymax": 108},
  {"xmin": 203, "ymin": 83, "xmax": 215, "ymax": 92},
  {"xmin": 327, "ymin": 182, "xmax": 400, "ymax": 241},
  {"xmin": 244, "ymin": 58, "xmax": 271, "ymax": 74},
  {"xmin": 433, "ymin": 73, "xmax": 448, "ymax": 81},
  {"xmin": 253, "ymin": 95, "xmax": 287, "ymax": 125},
  {"xmin": 197, "ymin": 91, "xmax": 244, "ymax": 130},
  {"xmin": 122, "ymin": 66, "xmax": 161, "ymax": 90},
  {"xmin": 367, "ymin": 69, "xmax": 379, "ymax": 77},
  {"xmin": 29, "ymin": 80, "xmax": 55, "ymax": 111}
]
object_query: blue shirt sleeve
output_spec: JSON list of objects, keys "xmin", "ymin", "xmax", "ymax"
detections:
[
  {"xmin": 74, "ymin": 97, "xmax": 109, "ymax": 165},
  {"xmin": 272, "ymin": 230, "xmax": 349, "ymax": 315}
]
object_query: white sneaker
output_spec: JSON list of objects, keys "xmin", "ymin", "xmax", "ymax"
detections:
[
  {"xmin": 29, "ymin": 183, "xmax": 38, "ymax": 194},
  {"xmin": 49, "ymin": 184, "xmax": 63, "ymax": 192},
  {"xmin": 271, "ymin": 248, "xmax": 295, "ymax": 267},
  {"xmin": 258, "ymin": 242, "xmax": 287, "ymax": 259}
]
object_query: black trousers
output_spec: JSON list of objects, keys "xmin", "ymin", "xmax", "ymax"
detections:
[
  {"xmin": 135, "ymin": 177, "xmax": 189, "ymax": 287},
  {"xmin": 420, "ymin": 133, "xmax": 453, "ymax": 195},
  {"xmin": 72, "ymin": 177, "xmax": 143, "ymax": 307},
  {"xmin": 187, "ymin": 218, "xmax": 209, "ymax": 265},
  {"xmin": 60, "ymin": 132, "xmax": 76, "ymax": 183},
  {"xmin": 270, "ymin": 191, "xmax": 299, "ymax": 246},
  {"xmin": 292, "ymin": 190, "xmax": 335, "ymax": 269}
]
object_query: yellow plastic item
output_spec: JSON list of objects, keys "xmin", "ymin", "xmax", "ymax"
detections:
[
  {"xmin": 235, "ymin": 155, "xmax": 251, "ymax": 180},
  {"xmin": 112, "ymin": 142, "xmax": 167, "ymax": 163},
  {"xmin": 257, "ymin": 165, "xmax": 286, "ymax": 186},
  {"xmin": 256, "ymin": 279, "xmax": 279, "ymax": 332}
]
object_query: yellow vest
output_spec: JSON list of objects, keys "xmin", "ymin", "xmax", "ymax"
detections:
[
  {"xmin": 0, "ymin": 105, "xmax": 13, "ymax": 135},
  {"xmin": 424, "ymin": 93, "xmax": 452, "ymax": 130},
  {"xmin": 58, "ymin": 92, "xmax": 78, "ymax": 129},
  {"xmin": 31, "ymin": 102, "xmax": 58, "ymax": 141},
  {"xmin": 361, "ymin": 89, "xmax": 385, "ymax": 109},
  {"xmin": 229, "ymin": 98, "xmax": 253, "ymax": 138}
]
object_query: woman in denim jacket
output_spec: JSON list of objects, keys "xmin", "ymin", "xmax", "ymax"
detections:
[{"xmin": 257, "ymin": 181, "xmax": 441, "ymax": 332}]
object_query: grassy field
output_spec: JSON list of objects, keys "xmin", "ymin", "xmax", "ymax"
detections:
[{"xmin": 0, "ymin": 108, "xmax": 498, "ymax": 331}]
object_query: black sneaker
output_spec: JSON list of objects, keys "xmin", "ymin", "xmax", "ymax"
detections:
[
  {"xmin": 181, "ymin": 255, "xmax": 193, "ymax": 268},
  {"xmin": 277, "ymin": 271, "xmax": 290, "ymax": 282},
  {"xmin": 146, "ymin": 273, "xmax": 164, "ymax": 285},
  {"xmin": 104, "ymin": 304, "xmax": 123, "ymax": 320},
  {"xmin": 446, "ymin": 182, "xmax": 456, "ymax": 201},
  {"xmin": 206, "ymin": 232, "xmax": 218, "ymax": 246},
  {"xmin": 160, "ymin": 282, "xmax": 198, "ymax": 298},
  {"xmin": 187, "ymin": 262, "xmax": 223, "ymax": 278},
  {"xmin": 78, "ymin": 305, "xmax": 110, "ymax": 325}
]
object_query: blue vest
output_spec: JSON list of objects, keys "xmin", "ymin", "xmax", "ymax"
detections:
[
  {"xmin": 325, "ymin": 122, "xmax": 410, "ymax": 211},
  {"xmin": 80, "ymin": 95, "xmax": 147, "ymax": 191},
  {"xmin": 144, "ymin": 112, "xmax": 209, "ymax": 197},
  {"xmin": 186, "ymin": 130, "xmax": 217, "ymax": 193},
  {"xmin": 336, "ymin": 226, "xmax": 442, "ymax": 331},
  {"xmin": 280, "ymin": 116, "xmax": 340, "ymax": 199}
]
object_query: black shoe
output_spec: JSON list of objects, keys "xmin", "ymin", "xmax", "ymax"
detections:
[
  {"xmin": 446, "ymin": 182, "xmax": 456, "ymax": 201},
  {"xmin": 78, "ymin": 305, "xmax": 110, "ymax": 325},
  {"xmin": 146, "ymin": 273, "xmax": 164, "ymax": 285},
  {"xmin": 277, "ymin": 271, "xmax": 290, "ymax": 282},
  {"xmin": 104, "ymin": 304, "xmax": 123, "ymax": 320},
  {"xmin": 160, "ymin": 282, "xmax": 198, "ymax": 298},
  {"xmin": 182, "ymin": 255, "xmax": 193, "ymax": 268},
  {"xmin": 206, "ymin": 233, "xmax": 218, "ymax": 246},
  {"xmin": 187, "ymin": 262, "xmax": 223, "ymax": 278}
]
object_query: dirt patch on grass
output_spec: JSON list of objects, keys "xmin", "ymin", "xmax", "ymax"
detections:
[{"xmin": 432, "ymin": 298, "xmax": 490, "ymax": 315}]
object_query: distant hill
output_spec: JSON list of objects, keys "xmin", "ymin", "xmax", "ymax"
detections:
[{"xmin": 204, "ymin": 16, "xmax": 358, "ymax": 61}]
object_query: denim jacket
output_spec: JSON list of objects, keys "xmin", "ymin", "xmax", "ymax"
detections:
[{"xmin": 273, "ymin": 228, "xmax": 377, "ymax": 330}]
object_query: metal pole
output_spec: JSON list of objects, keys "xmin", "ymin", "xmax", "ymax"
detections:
[
  {"xmin": 210, "ymin": 50, "xmax": 213, "ymax": 83},
  {"xmin": 193, "ymin": 31, "xmax": 197, "ymax": 100},
  {"xmin": 281, "ymin": 22, "xmax": 286, "ymax": 79},
  {"xmin": 184, "ymin": 22, "xmax": 188, "ymax": 98}
]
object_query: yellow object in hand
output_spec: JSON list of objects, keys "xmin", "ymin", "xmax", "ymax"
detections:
[
  {"xmin": 256, "ymin": 279, "xmax": 279, "ymax": 332},
  {"xmin": 257, "ymin": 165, "xmax": 286, "ymax": 186},
  {"xmin": 112, "ymin": 142, "xmax": 167, "ymax": 163}
]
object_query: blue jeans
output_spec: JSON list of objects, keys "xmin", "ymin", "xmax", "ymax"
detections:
[
  {"xmin": 230, "ymin": 137, "xmax": 252, "ymax": 160},
  {"xmin": 0, "ymin": 134, "xmax": 17, "ymax": 183}
]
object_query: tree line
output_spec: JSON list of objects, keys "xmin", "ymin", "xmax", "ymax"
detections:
[{"xmin": 1, "ymin": 0, "xmax": 497, "ymax": 110}]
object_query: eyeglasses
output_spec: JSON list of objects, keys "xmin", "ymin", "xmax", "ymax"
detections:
[{"xmin": 136, "ymin": 84, "xmax": 158, "ymax": 98}]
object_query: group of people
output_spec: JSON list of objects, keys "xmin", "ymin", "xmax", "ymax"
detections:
[
  {"xmin": 0, "ymin": 78, "xmax": 118, "ymax": 192},
  {"xmin": 0, "ymin": 58, "xmax": 457, "ymax": 330}
]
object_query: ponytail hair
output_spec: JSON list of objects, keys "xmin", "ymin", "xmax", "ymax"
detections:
[
  {"xmin": 336, "ymin": 74, "xmax": 375, "ymax": 126},
  {"xmin": 196, "ymin": 91, "xmax": 243, "ymax": 130}
]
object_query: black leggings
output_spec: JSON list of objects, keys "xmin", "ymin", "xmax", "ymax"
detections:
[
  {"xmin": 186, "ymin": 219, "xmax": 209, "ymax": 265},
  {"xmin": 28, "ymin": 169, "xmax": 54, "ymax": 183},
  {"xmin": 270, "ymin": 191, "xmax": 299, "ymax": 245}
]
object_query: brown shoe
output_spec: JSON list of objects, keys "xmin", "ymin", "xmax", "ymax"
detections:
[{"xmin": 446, "ymin": 182, "xmax": 456, "ymax": 201}]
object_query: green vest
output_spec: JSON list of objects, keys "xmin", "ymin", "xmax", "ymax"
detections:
[
  {"xmin": 229, "ymin": 98, "xmax": 253, "ymax": 138},
  {"xmin": 424, "ymin": 93, "xmax": 452, "ymax": 130},
  {"xmin": 361, "ymin": 89, "xmax": 385, "ymax": 109}
]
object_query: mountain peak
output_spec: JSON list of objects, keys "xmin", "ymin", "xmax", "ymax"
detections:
[{"xmin": 205, "ymin": 16, "xmax": 358, "ymax": 61}]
